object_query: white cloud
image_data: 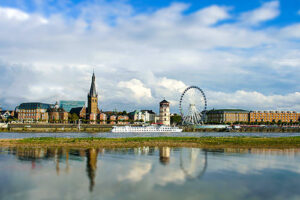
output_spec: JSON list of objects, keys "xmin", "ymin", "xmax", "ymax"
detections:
[
  {"xmin": 117, "ymin": 79, "xmax": 153, "ymax": 103},
  {"xmin": 191, "ymin": 5, "xmax": 231, "ymax": 26},
  {"xmin": 208, "ymin": 91, "xmax": 300, "ymax": 111},
  {"xmin": 0, "ymin": 1, "xmax": 299, "ymax": 112},
  {"xmin": 0, "ymin": 6, "xmax": 47, "ymax": 24},
  {"xmin": 0, "ymin": 7, "xmax": 29, "ymax": 21},
  {"xmin": 118, "ymin": 163, "xmax": 152, "ymax": 182},
  {"xmin": 240, "ymin": 1, "xmax": 280, "ymax": 25}
]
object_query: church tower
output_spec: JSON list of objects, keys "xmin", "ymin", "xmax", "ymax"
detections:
[{"xmin": 87, "ymin": 72, "xmax": 98, "ymax": 122}]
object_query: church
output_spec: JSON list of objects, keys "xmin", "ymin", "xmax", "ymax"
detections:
[
  {"xmin": 69, "ymin": 71, "xmax": 100, "ymax": 124},
  {"xmin": 87, "ymin": 71, "xmax": 100, "ymax": 123}
]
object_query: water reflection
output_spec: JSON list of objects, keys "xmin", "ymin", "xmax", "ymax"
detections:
[
  {"xmin": 159, "ymin": 147, "xmax": 171, "ymax": 165},
  {"xmin": 86, "ymin": 148, "xmax": 98, "ymax": 192},
  {"xmin": 2, "ymin": 146, "xmax": 300, "ymax": 200}
]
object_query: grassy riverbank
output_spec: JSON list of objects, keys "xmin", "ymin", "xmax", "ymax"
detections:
[{"xmin": 1, "ymin": 137, "xmax": 300, "ymax": 148}]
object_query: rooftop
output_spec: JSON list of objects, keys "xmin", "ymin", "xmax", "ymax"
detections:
[
  {"xmin": 207, "ymin": 109, "xmax": 249, "ymax": 113},
  {"xmin": 18, "ymin": 102, "xmax": 52, "ymax": 110}
]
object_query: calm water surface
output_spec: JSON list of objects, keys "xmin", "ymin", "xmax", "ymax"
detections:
[
  {"xmin": 1, "ymin": 131, "xmax": 300, "ymax": 138},
  {"xmin": 1, "ymin": 146, "xmax": 300, "ymax": 200}
]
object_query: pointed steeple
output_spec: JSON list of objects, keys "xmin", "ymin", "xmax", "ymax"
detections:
[{"xmin": 89, "ymin": 72, "xmax": 97, "ymax": 97}]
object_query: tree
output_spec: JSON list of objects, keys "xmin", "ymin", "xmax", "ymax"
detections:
[
  {"xmin": 171, "ymin": 115, "xmax": 182, "ymax": 125},
  {"xmin": 71, "ymin": 113, "xmax": 79, "ymax": 123}
]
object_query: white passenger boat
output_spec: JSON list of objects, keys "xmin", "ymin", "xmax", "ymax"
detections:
[{"xmin": 111, "ymin": 125, "xmax": 182, "ymax": 133}]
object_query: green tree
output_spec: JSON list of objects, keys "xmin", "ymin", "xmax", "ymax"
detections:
[
  {"xmin": 71, "ymin": 113, "xmax": 79, "ymax": 123},
  {"xmin": 171, "ymin": 115, "xmax": 182, "ymax": 125}
]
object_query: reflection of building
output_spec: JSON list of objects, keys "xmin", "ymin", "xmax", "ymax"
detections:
[
  {"xmin": 249, "ymin": 111, "xmax": 300, "ymax": 123},
  {"xmin": 159, "ymin": 100, "xmax": 170, "ymax": 126},
  {"xmin": 206, "ymin": 109, "xmax": 249, "ymax": 123},
  {"xmin": 16, "ymin": 102, "xmax": 52, "ymax": 122},
  {"xmin": 159, "ymin": 147, "xmax": 170, "ymax": 165},
  {"xmin": 86, "ymin": 148, "xmax": 98, "ymax": 192},
  {"xmin": 59, "ymin": 100, "xmax": 86, "ymax": 112}
]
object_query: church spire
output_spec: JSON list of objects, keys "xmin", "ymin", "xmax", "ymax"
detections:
[{"xmin": 89, "ymin": 71, "xmax": 97, "ymax": 97}]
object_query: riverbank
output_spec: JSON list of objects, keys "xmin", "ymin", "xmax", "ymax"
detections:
[
  {"xmin": 1, "ymin": 137, "xmax": 300, "ymax": 148},
  {"xmin": 1, "ymin": 126, "xmax": 300, "ymax": 133}
]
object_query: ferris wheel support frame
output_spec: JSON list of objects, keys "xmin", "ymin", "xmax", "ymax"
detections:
[{"xmin": 179, "ymin": 86, "xmax": 207, "ymax": 125}]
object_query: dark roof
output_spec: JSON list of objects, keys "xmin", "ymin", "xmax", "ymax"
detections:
[
  {"xmin": 207, "ymin": 109, "xmax": 249, "ymax": 114},
  {"xmin": 141, "ymin": 110, "xmax": 156, "ymax": 114},
  {"xmin": 160, "ymin": 99, "xmax": 169, "ymax": 104},
  {"xmin": 70, "ymin": 107, "xmax": 84, "ymax": 114},
  {"xmin": 47, "ymin": 107, "xmax": 66, "ymax": 112},
  {"xmin": 88, "ymin": 72, "xmax": 97, "ymax": 97},
  {"xmin": 18, "ymin": 102, "xmax": 52, "ymax": 110}
]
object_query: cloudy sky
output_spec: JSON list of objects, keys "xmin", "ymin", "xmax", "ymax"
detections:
[{"xmin": 0, "ymin": 0, "xmax": 299, "ymax": 112}]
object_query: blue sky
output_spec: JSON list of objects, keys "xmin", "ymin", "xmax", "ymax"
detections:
[{"xmin": 0, "ymin": 0, "xmax": 299, "ymax": 112}]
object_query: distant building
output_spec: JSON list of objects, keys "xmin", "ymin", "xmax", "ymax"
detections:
[
  {"xmin": 141, "ymin": 110, "xmax": 156, "ymax": 123},
  {"xmin": 47, "ymin": 102, "xmax": 68, "ymax": 123},
  {"xmin": 110, "ymin": 115, "xmax": 117, "ymax": 121},
  {"xmin": 206, "ymin": 109, "xmax": 249, "ymax": 123},
  {"xmin": 99, "ymin": 113, "xmax": 107, "ymax": 121},
  {"xmin": 249, "ymin": 111, "xmax": 300, "ymax": 123},
  {"xmin": 129, "ymin": 110, "xmax": 145, "ymax": 122},
  {"xmin": 0, "ymin": 110, "xmax": 15, "ymax": 120},
  {"xmin": 59, "ymin": 100, "xmax": 85, "ymax": 112},
  {"xmin": 70, "ymin": 106, "xmax": 86, "ymax": 119},
  {"xmin": 159, "ymin": 99, "xmax": 170, "ymax": 126},
  {"xmin": 117, "ymin": 115, "xmax": 129, "ymax": 121},
  {"xmin": 16, "ymin": 102, "xmax": 52, "ymax": 122}
]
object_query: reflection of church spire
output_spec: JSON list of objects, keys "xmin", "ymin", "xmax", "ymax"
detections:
[
  {"xmin": 86, "ymin": 148, "xmax": 98, "ymax": 192},
  {"xmin": 159, "ymin": 147, "xmax": 170, "ymax": 165}
]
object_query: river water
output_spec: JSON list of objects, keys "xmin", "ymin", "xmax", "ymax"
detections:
[
  {"xmin": 1, "ymin": 146, "xmax": 300, "ymax": 200},
  {"xmin": 1, "ymin": 131, "xmax": 300, "ymax": 139}
]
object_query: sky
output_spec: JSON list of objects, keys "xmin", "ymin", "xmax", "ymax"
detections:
[{"xmin": 0, "ymin": 0, "xmax": 299, "ymax": 113}]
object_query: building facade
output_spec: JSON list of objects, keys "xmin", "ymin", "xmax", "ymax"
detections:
[
  {"xmin": 141, "ymin": 110, "xmax": 156, "ymax": 123},
  {"xmin": 47, "ymin": 102, "xmax": 68, "ymax": 123},
  {"xmin": 16, "ymin": 102, "xmax": 52, "ymax": 122},
  {"xmin": 159, "ymin": 99, "xmax": 170, "ymax": 126},
  {"xmin": 249, "ymin": 111, "xmax": 300, "ymax": 123},
  {"xmin": 206, "ymin": 109, "xmax": 249, "ymax": 123},
  {"xmin": 129, "ymin": 110, "xmax": 145, "ymax": 121},
  {"xmin": 59, "ymin": 100, "xmax": 86, "ymax": 112}
]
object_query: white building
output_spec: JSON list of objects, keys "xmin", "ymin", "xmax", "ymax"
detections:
[{"xmin": 159, "ymin": 99, "xmax": 170, "ymax": 126}]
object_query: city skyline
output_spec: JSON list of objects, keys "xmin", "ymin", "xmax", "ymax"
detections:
[{"xmin": 0, "ymin": 0, "xmax": 299, "ymax": 112}]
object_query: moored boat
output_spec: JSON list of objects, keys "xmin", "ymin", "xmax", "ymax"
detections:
[{"xmin": 111, "ymin": 125, "xmax": 182, "ymax": 133}]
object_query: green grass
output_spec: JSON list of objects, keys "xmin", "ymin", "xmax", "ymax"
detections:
[{"xmin": 3, "ymin": 136, "xmax": 299, "ymax": 148}]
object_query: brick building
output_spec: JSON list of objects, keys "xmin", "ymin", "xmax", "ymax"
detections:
[
  {"xmin": 47, "ymin": 102, "xmax": 68, "ymax": 123},
  {"xmin": 249, "ymin": 111, "xmax": 300, "ymax": 123},
  {"xmin": 16, "ymin": 102, "xmax": 51, "ymax": 122}
]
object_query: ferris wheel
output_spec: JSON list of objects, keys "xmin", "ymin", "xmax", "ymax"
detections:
[{"xmin": 179, "ymin": 86, "xmax": 207, "ymax": 125}]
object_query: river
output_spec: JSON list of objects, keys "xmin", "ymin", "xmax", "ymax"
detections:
[{"xmin": 0, "ymin": 146, "xmax": 300, "ymax": 200}]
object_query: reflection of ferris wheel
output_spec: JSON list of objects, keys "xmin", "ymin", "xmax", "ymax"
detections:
[
  {"xmin": 179, "ymin": 86, "xmax": 207, "ymax": 125},
  {"xmin": 180, "ymin": 148, "xmax": 207, "ymax": 180}
]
